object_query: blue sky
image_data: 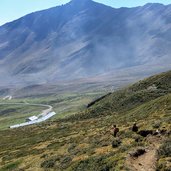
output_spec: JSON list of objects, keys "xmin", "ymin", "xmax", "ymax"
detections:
[{"xmin": 0, "ymin": 0, "xmax": 171, "ymax": 26}]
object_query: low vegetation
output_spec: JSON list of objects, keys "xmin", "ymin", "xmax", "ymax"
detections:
[
  {"xmin": 0, "ymin": 70, "xmax": 170, "ymax": 170},
  {"xmin": 157, "ymin": 138, "xmax": 171, "ymax": 171}
]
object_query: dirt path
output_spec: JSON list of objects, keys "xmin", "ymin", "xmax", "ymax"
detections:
[
  {"xmin": 126, "ymin": 148, "xmax": 157, "ymax": 171},
  {"xmin": 126, "ymin": 136, "xmax": 163, "ymax": 171}
]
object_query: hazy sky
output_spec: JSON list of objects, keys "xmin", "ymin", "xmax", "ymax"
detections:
[{"xmin": 0, "ymin": 0, "xmax": 171, "ymax": 26}]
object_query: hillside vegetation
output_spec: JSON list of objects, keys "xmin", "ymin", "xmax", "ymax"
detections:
[
  {"xmin": 0, "ymin": 71, "xmax": 171, "ymax": 170},
  {"xmin": 71, "ymin": 70, "xmax": 171, "ymax": 120}
]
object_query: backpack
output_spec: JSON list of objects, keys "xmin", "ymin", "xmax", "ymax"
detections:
[{"xmin": 115, "ymin": 127, "xmax": 119, "ymax": 133}]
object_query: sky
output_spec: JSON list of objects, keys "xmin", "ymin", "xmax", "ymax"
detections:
[{"xmin": 0, "ymin": 0, "xmax": 171, "ymax": 26}]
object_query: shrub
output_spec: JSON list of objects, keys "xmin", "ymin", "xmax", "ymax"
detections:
[
  {"xmin": 41, "ymin": 157, "xmax": 59, "ymax": 168},
  {"xmin": 68, "ymin": 143, "xmax": 77, "ymax": 153},
  {"xmin": 152, "ymin": 121, "xmax": 161, "ymax": 129},
  {"xmin": 112, "ymin": 138, "xmax": 121, "ymax": 148},
  {"xmin": 60, "ymin": 156, "xmax": 72, "ymax": 167},
  {"xmin": 158, "ymin": 138, "xmax": 171, "ymax": 157},
  {"xmin": 132, "ymin": 134, "xmax": 143, "ymax": 143},
  {"xmin": 138, "ymin": 130, "xmax": 153, "ymax": 137},
  {"xmin": 119, "ymin": 145, "xmax": 130, "ymax": 153},
  {"xmin": 69, "ymin": 155, "xmax": 112, "ymax": 171},
  {"xmin": 129, "ymin": 148, "xmax": 146, "ymax": 158},
  {"xmin": 157, "ymin": 160, "xmax": 171, "ymax": 171},
  {"xmin": 1, "ymin": 161, "xmax": 21, "ymax": 171}
]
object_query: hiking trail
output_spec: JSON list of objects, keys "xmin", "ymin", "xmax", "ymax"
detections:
[{"xmin": 126, "ymin": 135, "xmax": 163, "ymax": 171}]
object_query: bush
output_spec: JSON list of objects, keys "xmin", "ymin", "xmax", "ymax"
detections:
[
  {"xmin": 60, "ymin": 156, "xmax": 72, "ymax": 168},
  {"xmin": 138, "ymin": 130, "xmax": 153, "ymax": 137},
  {"xmin": 68, "ymin": 143, "xmax": 77, "ymax": 153},
  {"xmin": 132, "ymin": 134, "xmax": 143, "ymax": 143},
  {"xmin": 152, "ymin": 121, "xmax": 161, "ymax": 129},
  {"xmin": 119, "ymin": 145, "xmax": 130, "ymax": 153},
  {"xmin": 129, "ymin": 148, "xmax": 146, "ymax": 158},
  {"xmin": 69, "ymin": 155, "xmax": 112, "ymax": 171},
  {"xmin": 158, "ymin": 138, "xmax": 171, "ymax": 157},
  {"xmin": 157, "ymin": 160, "xmax": 171, "ymax": 171},
  {"xmin": 41, "ymin": 158, "xmax": 57, "ymax": 168},
  {"xmin": 112, "ymin": 138, "xmax": 121, "ymax": 148},
  {"xmin": 1, "ymin": 161, "xmax": 21, "ymax": 171}
]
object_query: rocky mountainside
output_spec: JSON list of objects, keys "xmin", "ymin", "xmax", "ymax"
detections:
[{"xmin": 0, "ymin": 0, "xmax": 171, "ymax": 86}]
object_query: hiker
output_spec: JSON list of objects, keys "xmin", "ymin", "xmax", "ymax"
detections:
[
  {"xmin": 132, "ymin": 123, "xmax": 138, "ymax": 132},
  {"xmin": 111, "ymin": 125, "xmax": 119, "ymax": 137}
]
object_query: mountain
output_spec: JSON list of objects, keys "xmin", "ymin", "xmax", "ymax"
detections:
[{"xmin": 0, "ymin": 0, "xmax": 171, "ymax": 86}]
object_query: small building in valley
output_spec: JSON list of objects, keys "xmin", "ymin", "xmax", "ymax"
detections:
[{"xmin": 26, "ymin": 116, "xmax": 38, "ymax": 122}]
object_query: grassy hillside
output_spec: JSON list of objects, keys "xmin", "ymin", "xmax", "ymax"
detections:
[
  {"xmin": 0, "ymin": 71, "xmax": 171, "ymax": 170},
  {"xmin": 70, "ymin": 70, "xmax": 171, "ymax": 120}
]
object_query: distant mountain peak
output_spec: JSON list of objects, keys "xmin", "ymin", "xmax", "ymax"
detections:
[
  {"xmin": 67, "ymin": 0, "xmax": 94, "ymax": 11},
  {"xmin": 145, "ymin": 2, "xmax": 164, "ymax": 6},
  {"xmin": 144, "ymin": 3, "xmax": 164, "ymax": 8},
  {"xmin": 142, "ymin": 3, "xmax": 165, "ymax": 11},
  {"xmin": 69, "ymin": 0, "xmax": 93, "ymax": 6},
  {"xmin": 71, "ymin": 0, "xmax": 92, "ymax": 3}
]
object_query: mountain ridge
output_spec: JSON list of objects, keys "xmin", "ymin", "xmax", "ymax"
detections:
[{"xmin": 0, "ymin": 1, "xmax": 171, "ymax": 86}]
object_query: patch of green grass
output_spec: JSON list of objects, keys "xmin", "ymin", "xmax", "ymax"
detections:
[
  {"xmin": 158, "ymin": 137, "xmax": 171, "ymax": 158},
  {"xmin": 0, "ymin": 160, "xmax": 21, "ymax": 171}
]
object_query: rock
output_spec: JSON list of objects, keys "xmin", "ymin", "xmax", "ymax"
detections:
[
  {"xmin": 129, "ymin": 148, "xmax": 146, "ymax": 158},
  {"xmin": 138, "ymin": 130, "xmax": 153, "ymax": 137}
]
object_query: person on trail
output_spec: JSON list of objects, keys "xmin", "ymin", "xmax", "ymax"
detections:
[
  {"xmin": 112, "ymin": 125, "xmax": 119, "ymax": 137},
  {"xmin": 132, "ymin": 123, "xmax": 138, "ymax": 132}
]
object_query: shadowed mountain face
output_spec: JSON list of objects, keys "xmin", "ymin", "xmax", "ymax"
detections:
[{"xmin": 0, "ymin": 0, "xmax": 171, "ymax": 86}]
